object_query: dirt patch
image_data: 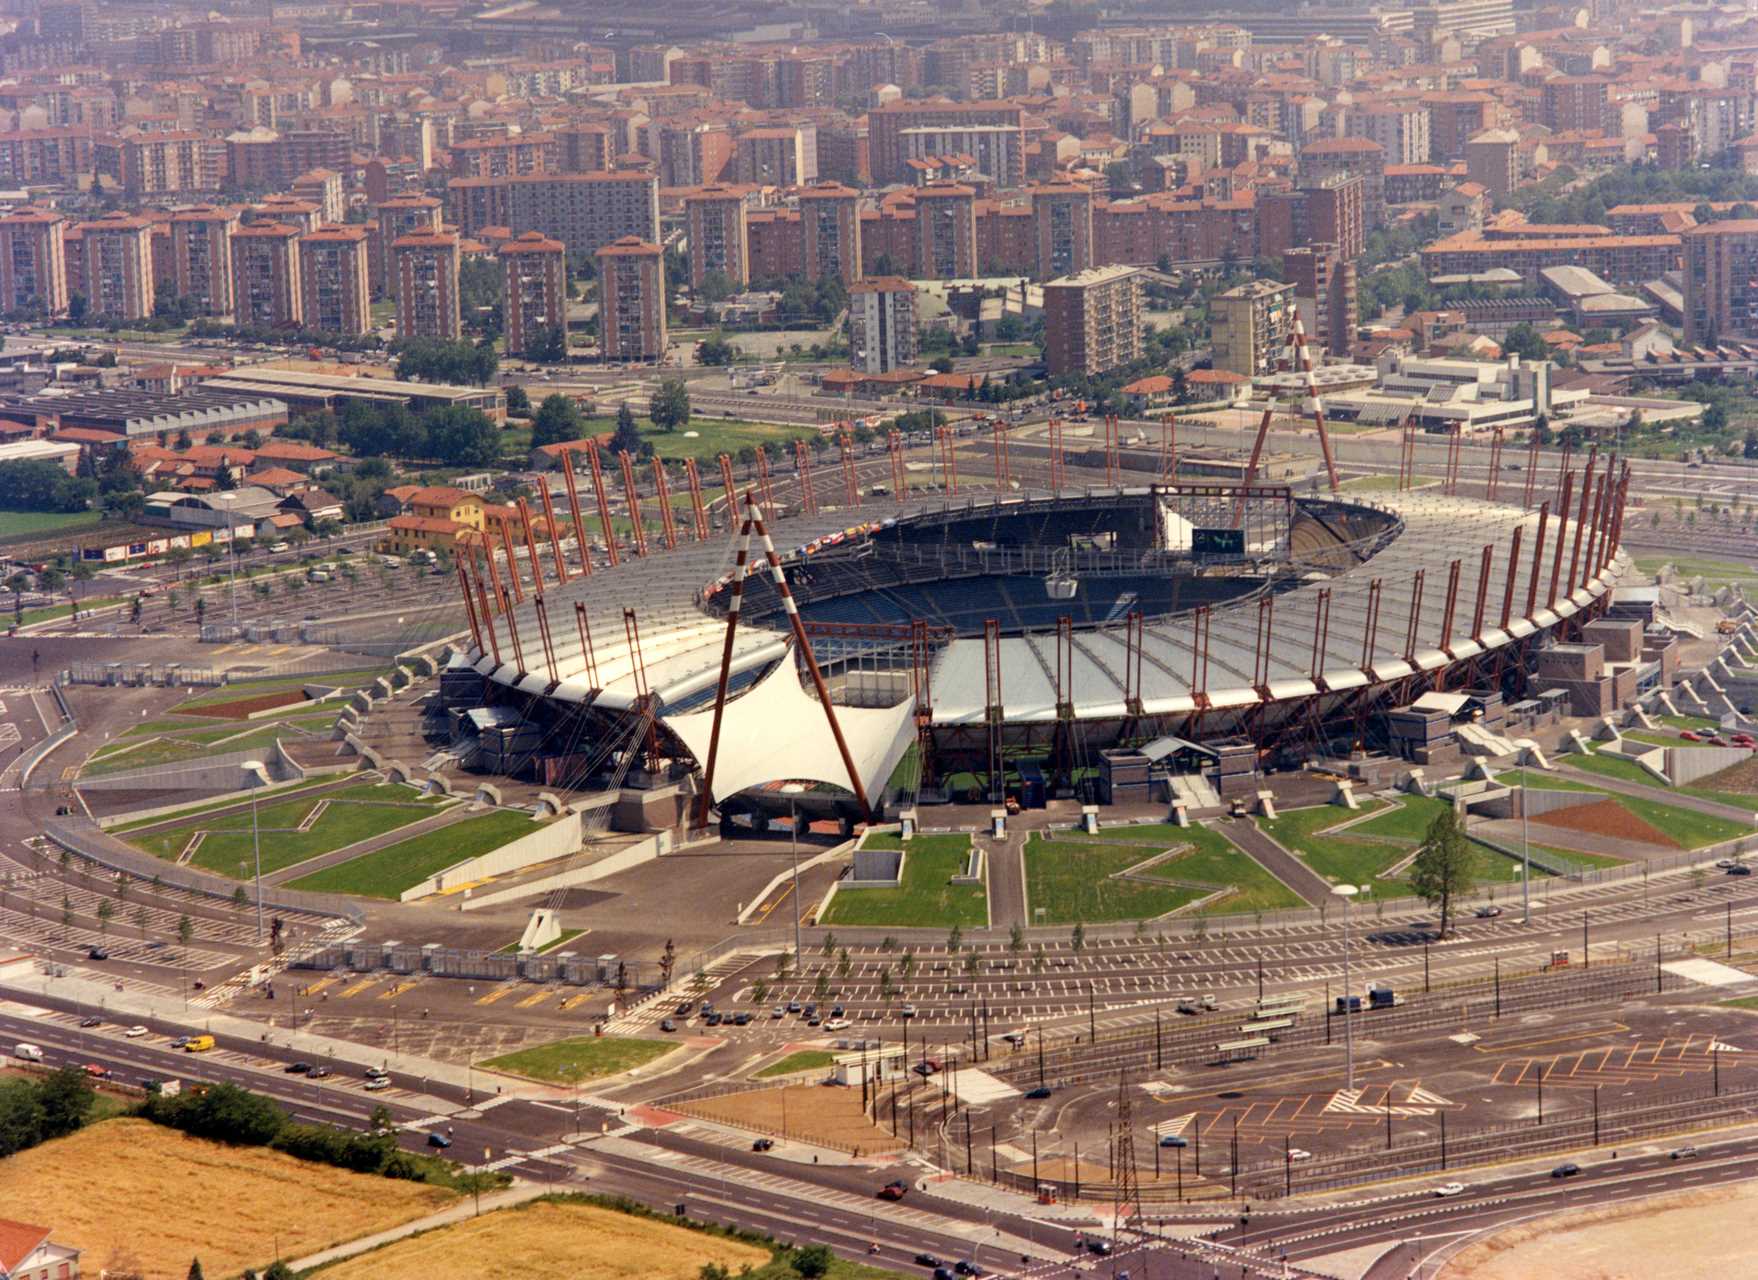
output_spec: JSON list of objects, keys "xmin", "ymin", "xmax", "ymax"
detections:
[
  {"xmin": 183, "ymin": 689, "xmax": 311, "ymax": 719},
  {"xmin": 1442, "ymin": 1177, "xmax": 1758, "ymax": 1279},
  {"xmin": 323, "ymin": 1198, "xmax": 770, "ymax": 1280},
  {"xmin": 1698, "ymin": 755, "xmax": 1758, "ymax": 795},
  {"xmin": 1532, "ymin": 797, "xmax": 1680, "ymax": 849},
  {"xmin": 678, "ymin": 1084, "xmax": 906, "ymax": 1154},
  {"xmin": 0, "ymin": 1117, "xmax": 453, "ymax": 1279}
]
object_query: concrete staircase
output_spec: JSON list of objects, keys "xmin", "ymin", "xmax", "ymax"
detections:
[{"xmin": 1168, "ymin": 771, "xmax": 1221, "ymax": 811}]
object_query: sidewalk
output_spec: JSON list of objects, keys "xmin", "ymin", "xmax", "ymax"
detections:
[{"xmin": 286, "ymin": 1181, "xmax": 550, "ymax": 1271}]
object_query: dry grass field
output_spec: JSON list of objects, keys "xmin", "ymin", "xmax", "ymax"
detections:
[
  {"xmin": 323, "ymin": 1198, "xmax": 772, "ymax": 1280},
  {"xmin": 680, "ymin": 1085, "xmax": 905, "ymax": 1154},
  {"xmin": 0, "ymin": 1119, "xmax": 454, "ymax": 1278}
]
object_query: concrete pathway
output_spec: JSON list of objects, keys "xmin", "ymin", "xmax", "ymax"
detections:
[
  {"xmin": 985, "ymin": 831, "xmax": 1028, "ymax": 929},
  {"xmin": 287, "ymin": 1182, "xmax": 551, "ymax": 1271},
  {"xmin": 1555, "ymin": 760, "xmax": 1758, "ymax": 824},
  {"xmin": 1214, "ymin": 817, "xmax": 1335, "ymax": 906}
]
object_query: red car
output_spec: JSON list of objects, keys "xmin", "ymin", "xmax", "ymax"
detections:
[
  {"xmin": 82, "ymin": 1064, "xmax": 111, "ymax": 1080},
  {"xmin": 1681, "ymin": 731, "xmax": 1701, "ymax": 742},
  {"xmin": 878, "ymin": 1181, "xmax": 909, "ymax": 1201}
]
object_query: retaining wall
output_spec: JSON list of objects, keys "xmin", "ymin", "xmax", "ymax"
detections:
[
  {"xmin": 1668, "ymin": 744, "xmax": 1751, "ymax": 787},
  {"xmin": 456, "ymin": 830, "xmax": 683, "ymax": 910}
]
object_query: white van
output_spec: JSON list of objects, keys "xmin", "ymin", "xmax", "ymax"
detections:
[
  {"xmin": 14, "ymin": 1042, "xmax": 42, "ymax": 1061},
  {"xmin": 307, "ymin": 569, "xmax": 331, "ymax": 583}
]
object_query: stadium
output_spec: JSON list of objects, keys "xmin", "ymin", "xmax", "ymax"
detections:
[{"xmin": 440, "ymin": 461, "xmax": 1631, "ymax": 828}]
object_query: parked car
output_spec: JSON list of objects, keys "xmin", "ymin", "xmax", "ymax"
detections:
[
  {"xmin": 309, "ymin": 1066, "xmax": 331, "ymax": 1079},
  {"xmin": 1475, "ymin": 905, "xmax": 1503, "ymax": 918},
  {"xmin": 1730, "ymin": 865, "xmax": 1753, "ymax": 876},
  {"xmin": 675, "ymin": 1001, "xmax": 695, "ymax": 1016},
  {"xmin": 285, "ymin": 1061, "xmax": 312, "ymax": 1074},
  {"xmin": 771, "ymin": 1005, "xmax": 786, "ymax": 1019},
  {"xmin": 1681, "ymin": 730, "xmax": 1701, "ymax": 742},
  {"xmin": 900, "ymin": 1004, "xmax": 918, "ymax": 1018},
  {"xmin": 365, "ymin": 1076, "xmax": 392, "ymax": 1091},
  {"xmin": 87, "ymin": 947, "xmax": 109, "ymax": 961},
  {"xmin": 733, "ymin": 1012, "xmax": 752, "ymax": 1026},
  {"xmin": 704, "ymin": 1012, "xmax": 723, "ymax": 1026},
  {"xmin": 123, "ymin": 1026, "xmax": 148, "ymax": 1038},
  {"xmin": 1024, "ymin": 1086, "xmax": 1053, "ymax": 1099},
  {"xmin": 79, "ymin": 1016, "xmax": 101, "ymax": 1028},
  {"xmin": 824, "ymin": 1018, "xmax": 850, "ymax": 1031}
]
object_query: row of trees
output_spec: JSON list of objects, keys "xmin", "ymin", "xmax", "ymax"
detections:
[
  {"xmin": 281, "ymin": 402, "xmax": 501, "ymax": 468},
  {"xmin": 0, "ymin": 1067, "xmax": 96, "ymax": 1159},
  {"xmin": 392, "ymin": 336, "xmax": 500, "ymax": 387},
  {"xmin": 142, "ymin": 1081, "xmax": 503, "ymax": 1192},
  {"xmin": 0, "ymin": 458, "xmax": 98, "ymax": 513},
  {"xmin": 187, "ymin": 319, "xmax": 384, "ymax": 353}
]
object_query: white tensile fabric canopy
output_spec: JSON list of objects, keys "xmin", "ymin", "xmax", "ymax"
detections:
[{"xmin": 664, "ymin": 649, "xmax": 917, "ymax": 805}]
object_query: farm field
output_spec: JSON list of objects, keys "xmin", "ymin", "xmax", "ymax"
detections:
[
  {"xmin": 819, "ymin": 832, "xmax": 988, "ymax": 928},
  {"xmin": 0, "ymin": 1118, "xmax": 453, "ymax": 1280}
]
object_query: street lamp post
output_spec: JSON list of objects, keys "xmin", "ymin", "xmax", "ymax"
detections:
[
  {"xmin": 1333, "ymin": 883, "xmax": 1359, "ymax": 1090},
  {"xmin": 782, "ymin": 783, "xmax": 806, "ymax": 964},
  {"xmin": 1520, "ymin": 779, "xmax": 1532, "ymax": 925},
  {"xmin": 242, "ymin": 759, "xmax": 268, "ymax": 943}
]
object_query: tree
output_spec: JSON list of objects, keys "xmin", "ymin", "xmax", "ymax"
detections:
[
  {"xmin": 1071, "ymin": 921, "xmax": 1086, "ymax": 952},
  {"xmin": 649, "ymin": 377, "xmax": 691, "ymax": 432},
  {"xmin": 35, "ymin": 1066, "xmax": 94, "ymax": 1138},
  {"xmin": 946, "ymin": 923, "xmax": 962, "ymax": 953},
  {"xmin": 1409, "ymin": 806, "xmax": 1477, "ymax": 938},
  {"xmin": 523, "ymin": 324, "xmax": 568, "ymax": 363},
  {"xmin": 697, "ymin": 330, "xmax": 738, "ymax": 366},
  {"xmin": 697, "ymin": 271, "xmax": 735, "ymax": 304},
  {"xmin": 1501, "ymin": 323, "xmax": 1550, "ymax": 363},
  {"xmin": 1008, "ymin": 922, "xmax": 1024, "ymax": 953},
  {"xmin": 610, "ymin": 402, "xmax": 644, "ymax": 456},
  {"xmin": 530, "ymin": 394, "xmax": 584, "ymax": 450},
  {"xmin": 791, "ymin": 1244, "xmax": 835, "ymax": 1280},
  {"xmin": 96, "ymin": 899, "xmax": 113, "ymax": 936},
  {"xmin": 188, "ymin": 1260, "xmax": 205, "ymax": 1280},
  {"xmin": 178, "ymin": 914, "xmax": 194, "ymax": 953},
  {"xmin": 504, "ymin": 384, "xmax": 531, "ymax": 417}
]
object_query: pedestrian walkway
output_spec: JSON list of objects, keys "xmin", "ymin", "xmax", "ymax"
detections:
[{"xmin": 287, "ymin": 1183, "xmax": 551, "ymax": 1271}]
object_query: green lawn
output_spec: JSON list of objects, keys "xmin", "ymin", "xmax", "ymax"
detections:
[
  {"xmin": 1262, "ymin": 798, "xmax": 1532, "ymax": 894},
  {"xmin": 819, "ymin": 833, "xmax": 987, "ymax": 928},
  {"xmin": 568, "ymin": 414, "xmax": 814, "ymax": 463},
  {"xmin": 755, "ymin": 1050, "xmax": 837, "ymax": 1079},
  {"xmin": 20, "ymin": 595, "xmax": 124, "ymax": 625},
  {"xmin": 105, "ymin": 778, "xmax": 339, "ymax": 834},
  {"xmin": 1342, "ymin": 474, "xmax": 1436, "ymax": 492},
  {"xmin": 128, "ymin": 788, "xmax": 449, "ymax": 878},
  {"xmin": 80, "ymin": 725, "xmax": 289, "ymax": 777},
  {"xmin": 287, "ymin": 808, "xmax": 541, "ymax": 898},
  {"xmin": 1563, "ymin": 751, "xmax": 1669, "ymax": 788},
  {"xmin": 480, "ymin": 1035, "xmax": 676, "ymax": 1083},
  {"xmin": 1724, "ymin": 996, "xmax": 1758, "ymax": 1011},
  {"xmin": 1058, "ymin": 822, "xmax": 1303, "ymax": 916},
  {"xmin": 0, "ymin": 508, "xmax": 102, "ymax": 540},
  {"xmin": 1022, "ymin": 834, "xmax": 1204, "ymax": 924},
  {"xmin": 1625, "ymin": 730, "xmax": 1709, "ymax": 749},
  {"xmin": 175, "ymin": 666, "xmax": 391, "ymax": 708},
  {"xmin": 1493, "ymin": 768, "xmax": 1599, "ymax": 793},
  {"xmin": 1509, "ymin": 763, "xmax": 1751, "ymax": 850},
  {"xmin": 1660, "ymin": 714, "xmax": 1724, "ymax": 732},
  {"xmin": 1527, "ymin": 842, "xmax": 1628, "ymax": 869},
  {"xmin": 1634, "ymin": 555, "xmax": 1758, "ymax": 593}
]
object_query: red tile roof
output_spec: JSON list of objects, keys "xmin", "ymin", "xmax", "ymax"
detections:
[{"xmin": 0, "ymin": 1219, "xmax": 50, "ymax": 1273}]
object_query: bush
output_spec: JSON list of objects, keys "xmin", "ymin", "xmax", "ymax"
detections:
[{"xmin": 0, "ymin": 1068, "xmax": 96, "ymax": 1158}]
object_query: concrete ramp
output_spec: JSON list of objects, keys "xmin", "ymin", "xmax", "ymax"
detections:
[{"xmin": 944, "ymin": 1067, "xmax": 1021, "ymax": 1107}]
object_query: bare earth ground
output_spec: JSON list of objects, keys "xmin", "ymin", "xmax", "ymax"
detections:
[
  {"xmin": 1699, "ymin": 756, "xmax": 1758, "ymax": 794},
  {"xmin": 1442, "ymin": 1178, "xmax": 1758, "ymax": 1279},
  {"xmin": 1532, "ymin": 797, "xmax": 1679, "ymax": 848},
  {"xmin": 680, "ymin": 1085, "xmax": 906, "ymax": 1154},
  {"xmin": 323, "ymin": 1198, "xmax": 772, "ymax": 1280},
  {"xmin": 0, "ymin": 1118, "xmax": 454, "ymax": 1279}
]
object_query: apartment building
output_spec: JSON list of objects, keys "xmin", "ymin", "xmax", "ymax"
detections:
[
  {"xmin": 374, "ymin": 192, "xmax": 442, "ymax": 295},
  {"xmin": 1042, "ymin": 265, "xmax": 1142, "ymax": 378},
  {"xmin": 169, "ymin": 204, "xmax": 235, "ymax": 316},
  {"xmin": 847, "ymin": 276, "xmax": 917, "ymax": 374},
  {"xmin": 1033, "ymin": 183, "xmax": 1094, "ymax": 280},
  {"xmin": 1421, "ymin": 231, "xmax": 1680, "ymax": 286},
  {"xmin": 684, "ymin": 185, "xmax": 750, "ymax": 289},
  {"xmin": 797, "ymin": 182, "xmax": 861, "ymax": 284},
  {"xmin": 868, "ymin": 101, "xmax": 1026, "ymax": 187},
  {"xmin": 0, "ymin": 206, "xmax": 67, "ymax": 316},
  {"xmin": 1683, "ymin": 219, "xmax": 1758, "ymax": 343},
  {"xmin": 99, "ymin": 129, "xmax": 208, "ymax": 196},
  {"xmin": 1212, "ymin": 278, "xmax": 1295, "ymax": 378},
  {"xmin": 1298, "ymin": 136, "xmax": 1387, "ymax": 229},
  {"xmin": 229, "ymin": 221, "xmax": 303, "ymax": 329},
  {"xmin": 393, "ymin": 228, "xmax": 462, "ymax": 340},
  {"xmin": 1348, "ymin": 104, "xmax": 1431, "ymax": 167},
  {"xmin": 596, "ymin": 235, "xmax": 666, "ymax": 363},
  {"xmin": 297, "ymin": 224, "xmax": 370, "ymax": 335},
  {"xmin": 1284, "ymin": 244, "xmax": 1357, "ymax": 359},
  {"xmin": 731, "ymin": 126, "xmax": 817, "ymax": 186},
  {"xmin": 1463, "ymin": 129, "xmax": 1520, "ymax": 202},
  {"xmin": 500, "ymin": 230, "xmax": 566, "ymax": 356},
  {"xmin": 79, "ymin": 210, "xmax": 155, "ymax": 320},
  {"xmin": 503, "ymin": 171, "xmax": 660, "ymax": 262},
  {"xmin": 912, "ymin": 182, "xmax": 978, "ymax": 280}
]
